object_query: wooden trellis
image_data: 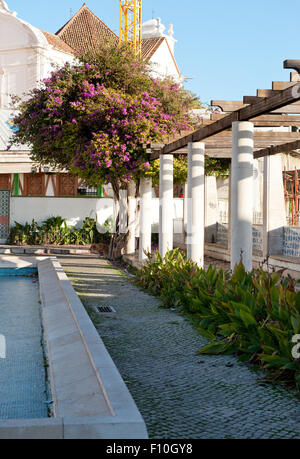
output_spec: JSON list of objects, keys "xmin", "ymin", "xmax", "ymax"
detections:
[{"xmin": 148, "ymin": 65, "xmax": 300, "ymax": 160}]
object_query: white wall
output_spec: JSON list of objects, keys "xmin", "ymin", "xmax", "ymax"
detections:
[
  {"xmin": 141, "ymin": 198, "xmax": 183, "ymax": 234},
  {"xmin": 0, "ymin": 7, "xmax": 73, "ymax": 109},
  {"xmin": 150, "ymin": 39, "xmax": 180, "ymax": 82},
  {"xmin": 10, "ymin": 197, "xmax": 114, "ymax": 229},
  {"xmin": 10, "ymin": 197, "xmax": 184, "ymax": 234}
]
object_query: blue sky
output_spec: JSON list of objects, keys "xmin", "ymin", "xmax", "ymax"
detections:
[{"xmin": 7, "ymin": 0, "xmax": 300, "ymax": 105}]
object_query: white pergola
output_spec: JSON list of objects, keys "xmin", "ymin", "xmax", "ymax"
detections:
[{"xmin": 126, "ymin": 62, "xmax": 300, "ymax": 271}]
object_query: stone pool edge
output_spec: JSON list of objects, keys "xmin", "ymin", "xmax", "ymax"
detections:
[{"xmin": 0, "ymin": 256, "xmax": 148, "ymax": 440}]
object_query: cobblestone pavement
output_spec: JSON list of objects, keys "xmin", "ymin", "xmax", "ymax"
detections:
[{"xmin": 58, "ymin": 254, "xmax": 300, "ymax": 439}]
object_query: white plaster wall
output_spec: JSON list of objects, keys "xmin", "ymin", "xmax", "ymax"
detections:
[
  {"xmin": 150, "ymin": 40, "xmax": 180, "ymax": 82},
  {"xmin": 263, "ymin": 155, "xmax": 287, "ymax": 256},
  {"xmin": 10, "ymin": 197, "xmax": 184, "ymax": 232},
  {"xmin": 0, "ymin": 46, "xmax": 73, "ymax": 108},
  {"xmin": 10, "ymin": 197, "xmax": 114, "ymax": 228},
  {"xmin": 150, "ymin": 197, "xmax": 183, "ymax": 231},
  {"xmin": 136, "ymin": 198, "xmax": 183, "ymax": 235},
  {"xmin": 0, "ymin": 8, "xmax": 73, "ymax": 108}
]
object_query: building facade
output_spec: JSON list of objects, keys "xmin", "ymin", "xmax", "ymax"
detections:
[{"xmin": 0, "ymin": 1, "xmax": 181, "ymax": 240}]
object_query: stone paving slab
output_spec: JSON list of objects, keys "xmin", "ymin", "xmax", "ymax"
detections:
[{"xmin": 58, "ymin": 254, "xmax": 300, "ymax": 439}]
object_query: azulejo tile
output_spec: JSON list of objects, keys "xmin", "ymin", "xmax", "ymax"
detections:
[{"xmin": 0, "ymin": 190, "xmax": 10, "ymax": 238}]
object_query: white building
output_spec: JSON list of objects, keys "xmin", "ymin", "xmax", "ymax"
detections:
[{"xmin": 0, "ymin": 1, "xmax": 182, "ymax": 241}]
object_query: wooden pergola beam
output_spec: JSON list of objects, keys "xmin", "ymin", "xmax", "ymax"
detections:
[
  {"xmin": 210, "ymin": 113, "xmax": 300, "ymax": 127},
  {"xmin": 205, "ymin": 131, "xmax": 300, "ymax": 141},
  {"xmin": 211, "ymin": 100, "xmax": 245, "ymax": 111},
  {"xmin": 243, "ymin": 94, "xmax": 300, "ymax": 110},
  {"xmin": 150, "ymin": 145, "xmax": 300, "ymax": 161},
  {"xmin": 150, "ymin": 149, "xmax": 234, "ymax": 160},
  {"xmin": 156, "ymin": 82, "xmax": 300, "ymax": 157},
  {"xmin": 149, "ymin": 131, "xmax": 300, "ymax": 148},
  {"xmin": 149, "ymin": 132, "xmax": 300, "ymax": 160},
  {"xmin": 273, "ymin": 81, "xmax": 296, "ymax": 90},
  {"xmin": 254, "ymin": 140, "xmax": 300, "ymax": 159},
  {"xmin": 150, "ymin": 130, "xmax": 300, "ymax": 156},
  {"xmin": 213, "ymin": 99, "xmax": 300, "ymax": 114},
  {"xmin": 257, "ymin": 89, "xmax": 280, "ymax": 97},
  {"xmin": 291, "ymin": 72, "xmax": 300, "ymax": 82},
  {"xmin": 210, "ymin": 113, "xmax": 300, "ymax": 122}
]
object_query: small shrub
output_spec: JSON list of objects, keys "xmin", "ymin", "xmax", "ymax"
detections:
[
  {"xmin": 7, "ymin": 216, "xmax": 109, "ymax": 247},
  {"xmin": 7, "ymin": 220, "xmax": 40, "ymax": 246}
]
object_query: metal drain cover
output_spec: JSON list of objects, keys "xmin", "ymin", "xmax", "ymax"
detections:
[{"xmin": 96, "ymin": 306, "xmax": 116, "ymax": 314}]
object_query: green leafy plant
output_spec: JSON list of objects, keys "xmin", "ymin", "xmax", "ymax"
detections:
[
  {"xmin": 7, "ymin": 219, "xmax": 40, "ymax": 245},
  {"xmin": 7, "ymin": 216, "xmax": 108, "ymax": 247},
  {"xmin": 146, "ymin": 156, "xmax": 230, "ymax": 186},
  {"xmin": 136, "ymin": 250, "xmax": 300, "ymax": 391}
]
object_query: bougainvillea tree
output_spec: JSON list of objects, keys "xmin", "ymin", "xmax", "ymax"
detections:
[
  {"xmin": 11, "ymin": 42, "xmax": 199, "ymax": 256},
  {"xmin": 12, "ymin": 43, "xmax": 196, "ymax": 194}
]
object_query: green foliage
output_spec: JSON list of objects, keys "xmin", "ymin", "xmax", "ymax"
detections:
[
  {"xmin": 136, "ymin": 250, "xmax": 300, "ymax": 391},
  {"xmin": 146, "ymin": 156, "xmax": 188, "ymax": 186},
  {"xmin": 146, "ymin": 156, "xmax": 230, "ymax": 186},
  {"xmin": 11, "ymin": 41, "xmax": 198, "ymax": 188},
  {"xmin": 8, "ymin": 220, "xmax": 40, "ymax": 245},
  {"xmin": 205, "ymin": 157, "xmax": 231, "ymax": 177},
  {"xmin": 7, "ymin": 217, "xmax": 110, "ymax": 246}
]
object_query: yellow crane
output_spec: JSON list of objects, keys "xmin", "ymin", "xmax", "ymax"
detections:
[{"xmin": 119, "ymin": 0, "xmax": 142, "ymax": 56}]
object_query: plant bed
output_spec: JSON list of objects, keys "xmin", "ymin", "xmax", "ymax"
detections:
[
  {"xmin": 7, "ymin": 217, "xmax": 111, "ymax": 248},
  {"xmin": 136, "ymin": 249, "xmax": 300, "ymax": 392}
]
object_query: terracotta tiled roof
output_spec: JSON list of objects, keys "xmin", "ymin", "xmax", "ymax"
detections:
[
  {"xmin": 56, "ymin": 4, "xmax": 118, "ymax": 54},
  {"xmin": 54, "ymin": 3, "xmax": 166, "ymax": 62},
  {"xmin": 141, "ymin": 37, "xmax": 165, "ymax": 60},
  {"xmin": 40, "ymin": 30, "xmax": 75, "ymax": 55}
]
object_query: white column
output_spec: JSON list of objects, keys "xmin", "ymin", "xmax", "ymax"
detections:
[
  {"xmin": 187, "ymin": 142, "xmax": 205, "ymax": 267},
  {"xmin": 227, "ymin": 164, "xmax": 232, "ymax": 252},
  {"xmin": 139, "ymin": 177, "xmax": 152, "ymax": 262},
  {"xmin": 263, "ymin": 155, "xmax": 286, "ymax": 258},
  {"xmin": 159, "ymin": 154, "xmax": 174, "ymax": 257},
  {"xmin": 230, "ymin": 121, "xmax": 254, "ymax": 272},
  {"xmin": 182, "ymin": 182, "xmax": 188, "ymax": 245},
  {"xmin": 126, "ymin": 181, "xmax": 136, "ymax": 254}
]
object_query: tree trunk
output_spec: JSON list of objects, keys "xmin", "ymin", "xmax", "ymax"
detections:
[
  {"xmin": 108, "ymin": 181, "xmax": 137, "ymax": 260},
  {"xmin": 126, "ymin": 181, "xmax": 137, "ymax": 254}
]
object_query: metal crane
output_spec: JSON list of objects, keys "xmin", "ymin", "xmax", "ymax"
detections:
[{"xmin": 119, "ymin": 0, "xmax": 142, "ymax": 56}]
